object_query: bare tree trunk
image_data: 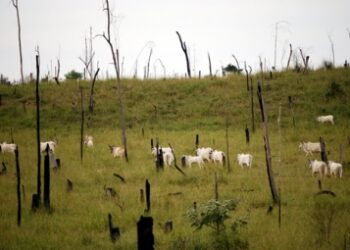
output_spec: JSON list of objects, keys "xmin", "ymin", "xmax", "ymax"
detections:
[
  {"xmin": 80, "ymin": 87, "xmax": 84, "ymax": 164},
  {"xmin": 89, "ymin": 68, "xmax": 100, "ymax": 113},
  {"xmin": 286, "ymin": 43, "xmax": 293, "ymax": 70},
  {"xmin": 15, "ymin": 146, "xmax": 21, "ymax": 226},
  {"xmin": 146, "ymin": 48, "xmax": 153, "ymax": 79},
  {"xmin": 101, "ymin": 0, "xmax": 128, "ymax": 162},
  {"xmin": 244, "ymin": 62, "xmax": 249, "ymax": 91},
  {"xmin": 53, "ymin": 59, "xmax": 60, "ymax": 85},
  {"xmin": 249, "ymin": 66, "xmax": 255, "ymax": 133},
  {"xmin": 257, "ymin": 82, "xmax": 279, "ymax": 204},
  {"xmin": 328, "ymin": 35, "xmax": 335, "ymax": 67},
  {"xmin": 176, "ymin": 31, "xmax": 191, "ymax": 78},
  {"xmin": 208, "ymin": 52, "xmax": 213, "ymax": 80},
  {"xmin": 35, "ymin": 53, "xmax": 41, "ymax": 206},
  {"xmin": 12, "ymin": 0, "xmax": 24, "ymax": 84}
]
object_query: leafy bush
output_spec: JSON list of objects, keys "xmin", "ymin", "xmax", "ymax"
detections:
[
  {"xmin": 325, "ymin": 81, "xmax": 345, "ymax": 99},
  {"xmin": 65, "ymin": 70, "xmax": 82, "ymax": 80}
]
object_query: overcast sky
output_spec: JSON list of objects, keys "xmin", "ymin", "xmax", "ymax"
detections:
[{"xmin": 0, "ymin": 0, "xmax": 349, "ymax": 81}]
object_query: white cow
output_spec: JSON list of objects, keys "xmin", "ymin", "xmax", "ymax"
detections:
[
  {"xmin": 309, "ymin": 160, "xmax": 327, "ymax": 177},
  {"xmin": 299, "ymin": 142, "xmax": 321, "ymax": 156},
  {"xmin": 195, "ymin": 147, "xmax": 213, "ymax": 162},
  {"xmin": 84, "ymin": 135, "xmax": 94, "ymax": 148},
  {"xmin": 109, "ymin": 145, "xmax": 125, "ymax": 158},
  {"xmin": 328, "ymin": 160, "xmax": 343, "ymax": 178},
  {"xmin": 316, "ymin": 115, "xmax": 334, "ymax": 124},
  {"xmin": 237, "ymin": 153, "xmax": 253, "ymax": 168},
  {"xmin": 181, "ymin": 155, "xmax": 204, "ymax": 168},
  {"xmin": 151, "ymin": 146, "xmax": 172, "ymax": 156},
  {"xmin": 211, "ymin": 150, "xmax": 226, "ymax": 165},
  {"xmin": 40, "ymin": 141, "xmax": 56, "ymax": 153},
  {"xmin": 0, "ymin": 142, "xmax": 17, "ymax": 153},
  {"xmin": 163, "ymin": 152, "xmax": 175, "ymax": 167}
]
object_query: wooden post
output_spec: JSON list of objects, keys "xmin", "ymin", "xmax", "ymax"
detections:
[
  {"xmin": 319, "ymin": 137, "xmax": 328, "ymax": 164},
  {"xmin": 257, "ymin": 82, "xmax": 279, "ymax": 204},
  {"xmin": 44, "ymin": 145, "xmax": 50, "ymax": 210},
  {"xmin": 35, "ymin": 53, "xmax": 41, "ymax": 208},
  {"xmin": 80, "ymin": 87, "xmax": 84, "ymax": 164},
  {"xmin": 245, "ymin": 126, "xmax": 250, "ymax": 145},
  {"xmin": 278, "ymin": 188, "xmax": 281, "ymax": 230},
  {"xmin": 288, "ymin": 96, "xmax": 295, "ymax": 128},
  {"xmin": 15, "ymin": 146, "xmax": 21, "ymax": 226},
  {"xmin": 225, "ymin": 118, "xmax": 231, "ymax": 172},
  {"xmin": 195, "ymin": 134, "xmax": 199, "ymax": 149},
  {"xmin": 145, "ymin": 180, "xmax": 151, "ymax": 213},
  {"xmin": 214, "ymin": 173, "xmax": 218, "ymax": 200},
  {"xmin": 137, "ymin": 216, "xmax": 154, "ymax": 250}
]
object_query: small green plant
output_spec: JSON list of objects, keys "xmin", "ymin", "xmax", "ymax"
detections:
[
  {"xmin": 186, "ymin": 199, "xmax": 238, "ymax": 233},
  {"xmin": 325, "ymin": 81, "xmax": 345, "ymax": 99}
]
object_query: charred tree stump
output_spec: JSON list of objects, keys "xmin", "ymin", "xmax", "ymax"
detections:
[
  {"xmin": 164, "ymin": 220, "xmax": 173, "ymax": 233},
  {"xmin": 176, "ymin": 31, "xmax": 191, "ymax": 78},
  {"xmin": 145, "ymin": 179, "xmax": 151, "ymax": 213},
  {"xmin": 257, "ymin": 82, "xmax": 279, "ymax": 204},
  {"xmin": 319, "ymin": 137, "xmax": 328, "ymax": 164},
  {"xmin": 108, "ymin": 213, "xmax": 120, "ymax": 242},
  {"xmin": 44, "ymin": 146, "xmax": 50, "ymax": 210},
  {"xmin": 67, "ymin": 179, "xmax": 73, "ymax": 192},
  {"xmin": 245, "ymin": 126, "xmax": 250, "ymax": 145},
  {"xmin": 137, "ymin": 216, "xmax": 154, "ymax": 250},
  {"xmin": 140, "ymin": 189, "xmax": 144, "ymax": 204},
  {"xmin": 15, "ymin": 146, "xmax": 21, "ymax": 226},
  {"xmin": 208, "ymin": 52, "xmax": 213, "ymax": 80},
  {"xmin": 195, "ymin": 134, "xmax": 199, "ymax": 149}
]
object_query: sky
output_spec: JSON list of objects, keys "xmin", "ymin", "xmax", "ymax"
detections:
[{"xmin": 0, "ymin": 0, "xmax": 349, "ymax": 81}]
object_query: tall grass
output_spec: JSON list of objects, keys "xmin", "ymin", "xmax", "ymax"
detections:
[{"xmin": 0, "ymin": 68, "xmax": 350, "ymax": 249}]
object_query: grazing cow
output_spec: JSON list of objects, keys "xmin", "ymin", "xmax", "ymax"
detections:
[
  {"xmin": 109, "ymin": 145, "xmax": 125, "ymax": 158},
  {"xmin": 151, "ymin": 146, "xmax": 172, "ymax": 156},
  {"xmin": 328, "ymin": 160, "xmax": 343, "ymax": 178},
  {"xmin": 299, "ymin": 142, "xmax": 321, "ymax": 156},
  {"xmin": 163, "ymin": 151, "xmax": 175, "ymax": 167},
  {"xmin": 211, "ymin": 150, "xmax": 226, "ymax": 165},
  {"xmin": 309, "ymin": 160, "xmax": 327, "ymax": 177},
  {"xmin": 40, "ymin": 141, "xmax": 56, "ymax": 153},
  {"xmin": 0, "ymin": 142, "xmax": 17, "ymax": 154},
  {"xmin": 195, "ymin": 147, "xmax": 213, "ymax": 162},
  {"xmin": 237, "ymin": 153, "xmax": 253, "ymax": 168},
  {"xmin": 84, "ymin": 135, "xmax": 94, "ymax": 148},
  {"xmin": 316, "ymin": 115, "xmax": 334, "ymax": 124},
  {"xmin": 181, "ymin": 155, "xmax": 204, "ymax": 168}
]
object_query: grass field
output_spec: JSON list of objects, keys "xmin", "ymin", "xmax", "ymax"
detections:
[{"xmin": 1, "ymin": 69, "xmax": 350, "ymax": 249}]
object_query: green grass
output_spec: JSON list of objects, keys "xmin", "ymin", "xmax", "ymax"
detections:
[{"xmin": 0, "ymin": 68, "xmax": 350, "ymax": 249}]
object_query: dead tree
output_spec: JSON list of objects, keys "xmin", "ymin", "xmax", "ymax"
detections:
[
  {"xmin": 15, "ymin": 146, "xmax": 21, "ymax": 226},
  {"xmin": 176, "ymin": 31, "xmax": 191, "ymax": 78},
  {"xmin": 100, "ymin": 0, "xmax": 128, "ymax": 161},
  {"xmin": 145, "ymin": 179, "xmax": 151, "ymax": 213},
  {"xmin": 53, "ymin": 58, "xmax": 60, "ymax": 84},
  {"xmin": 208, "ymin": 52, "xmax": 213, "ymax": 79},
  {"xmin": 232, "ymin": 54, "xmax": 241, "ymax": 73},
  {"xmin": 154, "ymin": 58, "xmax": 166, "ymax": 80},
  {"xmin": 245, "ymin": 125, "xmax": 250, "ymax": 145},
  {"xmin": 89, "ymin": 67, "xmax": 100, "ymax": 113},
  {"xmin": 244, "ymin": 62, "xmax": 249, "ymax": 91},
  {"xmin": 11, "ymin": 0, "xmax": 24, "ymax": 84},
  {"xmin": 286, "ymin": 43, "xmax": 293, "ymax": 70},
  {"xmin": 34, "ymin": 52, "xmax": 41, "ymax": 208},
  {"xmin": 79, "ymin": 28, "xmax": 95, "ymax": 80},
  {"xmin": 328, "ymin": 35, "xmax": 335, "ymax": 67},
  {"xmin": 80, "ymin": 87, "xmax": 84, "ymax": 164},
  {"xmin": 299, "ymin": 49, "xmax": 309, "ymax": 73},
  {"xmin": 146, "ymin": 48, "xmax": 153, "ymax": 79},
  {"xmin": 257, "ymin": 82, "xmax": 279, "ymax": 204},
  {"xmin": 249, "ymin": 66, "xmax": 255, "ymax": 132},
  {"xmin": 168, "ymin": 143, "xmax": 186, "ymax": 176},
  {"xmin": 319, "ymin": 137, "xmax": 328, "ymax": 164}
]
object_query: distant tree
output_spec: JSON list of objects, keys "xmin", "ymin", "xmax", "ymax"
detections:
[
  {"xmin": 223, "ymin": 64, "xmax": 242, "ymax": 74},
  {"xmin": 0, "ymin": 74, "xmax": 11, "ymax": 85},
  {"xmin": 65, "ymin": 70, "xmax": 82, "ymax": 80}
]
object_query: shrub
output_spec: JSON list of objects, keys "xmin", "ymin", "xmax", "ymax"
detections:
[
  {"xmin": 325, "ymin": 81, "xmax": 345, "ymax": 99},
  {"xmin": 65, "ymin": 70, "xmax": 82, "ymax": 80}
]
